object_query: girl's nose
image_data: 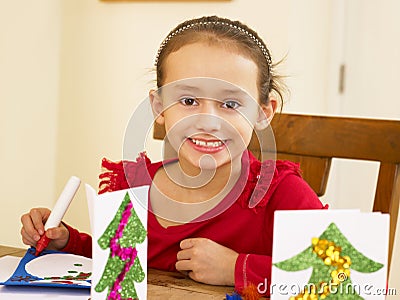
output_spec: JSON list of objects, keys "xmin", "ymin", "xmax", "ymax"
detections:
[{"xmin": 194, "ymin": 100, "xmax": 222, "ymax": 133}]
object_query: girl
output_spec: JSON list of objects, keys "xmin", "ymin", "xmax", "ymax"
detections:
[{"xmin": 20, "ymin": 15, "xmax": 326, "ymax": 295}]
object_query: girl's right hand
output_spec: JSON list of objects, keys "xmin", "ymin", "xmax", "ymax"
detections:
[{"xmin": 20, "ymin": 208, "xmax": 70, "ymax": 251}]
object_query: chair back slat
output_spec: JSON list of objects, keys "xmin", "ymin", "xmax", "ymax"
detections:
[
  {"xmin": 374, "ymin": 163, "xmax": 400, "ymax": 268},
  {"xmin": 374, "ymin": 163, "xmax": 399, "ymax": 213},
  {"xmin": 267, "ymin": 114, "xmax": 400, "ymax": 163}
]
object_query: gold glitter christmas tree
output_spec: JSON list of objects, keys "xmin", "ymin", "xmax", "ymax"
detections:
[{"xmin": 274, "ymin": 223, "xmax": 383, "ymax": 300}]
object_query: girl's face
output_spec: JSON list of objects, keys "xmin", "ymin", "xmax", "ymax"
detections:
[{"xmin": 151, "ymin": 42, "xmax": 276, "ymax": 172}]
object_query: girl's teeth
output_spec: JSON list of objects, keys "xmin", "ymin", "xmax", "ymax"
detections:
[{"xmin": 191, "ymin": 138, "xmax": 223, "ymax": 147}]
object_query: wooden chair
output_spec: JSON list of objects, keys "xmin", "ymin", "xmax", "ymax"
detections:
[{"xmin": 153, "ymin": 113, "xmax": 400, "ymax": 272}]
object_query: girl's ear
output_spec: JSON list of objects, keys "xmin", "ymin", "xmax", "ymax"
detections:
[
  {"xmin": 149, "ymin": 89, "xmax": 165, "ymax": 125},
  {"xmin": 254, "ymin": 98, "xmax": 277, "ymax": 131}
]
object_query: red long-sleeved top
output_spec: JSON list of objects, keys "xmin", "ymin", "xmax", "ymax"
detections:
[{"xmin": 61, "ymin": 150, "xmax": 326, "ymax": 294}]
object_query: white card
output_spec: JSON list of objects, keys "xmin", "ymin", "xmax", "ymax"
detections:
[
  {"xmin": 86, "ymin": 185, "xmax": 149, "ymax": 300},
  {"xmin": 271, "ymin": 210, "xmax": 389, "ymax": 300}
]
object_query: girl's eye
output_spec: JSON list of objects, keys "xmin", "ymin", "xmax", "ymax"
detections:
[
  {"xmin": 179, "ymin": 97, "xmax": 199, "ymax": 106},
  {"xmin": 221, "ymin": 100, "xmax": 241, "ymax": 110}
]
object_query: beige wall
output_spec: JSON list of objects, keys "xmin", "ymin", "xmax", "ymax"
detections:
[
  {"xmin": 1, "ymin": 0, "xmax": 399, "ymax": 290},
  {"xmin": 1, "ymin": 0, "xmax": 61, "ymax": 247}
]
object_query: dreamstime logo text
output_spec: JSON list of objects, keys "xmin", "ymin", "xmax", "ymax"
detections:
[{"xmin": 257, "ymin": 278, "xmax": 397, "ymax": 296}]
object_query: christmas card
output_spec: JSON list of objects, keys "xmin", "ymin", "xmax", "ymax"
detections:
[
  {"xmin": 0, "ymin": 247, "xmax": 91, "ymax": 288},
  {"xmin": 271, "ymin": 210, "xmax": 389, "ymax": 300},
  {"xmin": 86, "ymin": 185, "xmax": 149, "ymax": 300}
]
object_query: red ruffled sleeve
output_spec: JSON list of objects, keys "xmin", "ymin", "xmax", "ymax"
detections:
[{"xmin": 98, "ymin": 152, "xmax": 152, "ymax": 194}]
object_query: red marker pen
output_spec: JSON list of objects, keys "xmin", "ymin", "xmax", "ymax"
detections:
[{"xmin": 35, "ymin": 176, "xmax": 81, "ymax": 256}]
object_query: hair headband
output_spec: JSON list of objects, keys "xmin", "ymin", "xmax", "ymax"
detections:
[{"xmin": 154, "ymin": 21, "xmax": 273, "ymax": 75}]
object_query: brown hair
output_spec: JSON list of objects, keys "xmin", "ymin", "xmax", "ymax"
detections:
[{"xmin": 155, "ymin": 15, "xmax": 286, "ymax": 107}]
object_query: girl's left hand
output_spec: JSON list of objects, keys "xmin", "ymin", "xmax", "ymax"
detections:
[{"xmin": 175, "ymin": 237, "xmax": 239, "ymax": 285}]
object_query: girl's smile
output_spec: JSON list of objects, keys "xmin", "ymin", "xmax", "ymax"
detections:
[{"xmin": 187, "ymin": 137, "xmax": 227, "ymax": 154}]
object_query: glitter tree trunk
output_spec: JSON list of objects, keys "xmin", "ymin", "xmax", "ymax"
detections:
[
  {"xmin": 274, "ymin": 223, "xmax": 383, "ymax": 300},
  {"xmin": 95, "ymin": 192, "xmax": 147, "ymax": 300}
]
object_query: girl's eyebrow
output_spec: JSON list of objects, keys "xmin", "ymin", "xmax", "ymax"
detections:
[
  {"xmin": 172, "ymin": 84, "xmax": 201, "ymax": 92},
  {"xmin": 173, "ymin": 84, "xmax": 246, "ymax": 95}
]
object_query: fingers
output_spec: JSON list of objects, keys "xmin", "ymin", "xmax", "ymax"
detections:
[
  {"xmin": 46, "ymin": 224, "xmax": 70, "ymax": 250},
  {"xmin": 178, "ymin": 238, "xmax": 208, "ymax": 262},
  {"xmin": 20, "ymin": 208, "xmax": 70, "ymax": 251},
  {"xmin": 175, "ymin": 259, "xmax": 201, "ymax": 283},
  {"xmin": 179, "ymin": 239, "xmax": 193, "ymax": 249},
  {"xmin": 46, "ymin": 227, "xmax": 65, "ymax": 240},
  {"xmin": 176, "ymin": 240, "xmax": 196, "ymax": 272},
  {"xmin": 175, "ymin": 258, "xmax": 192, "ymax": 271},
  {"xmin": 180, "ymin": 237, "xmax": 205, "ymax": 249},
  {"xmin": 20, "ymin": 208, "xmax": 51, "ymax": 246},
  {"xmin": 176, "ymin": 238, "xmax": 206, "ymax": 274},
  {"xmin": 30, "ymin": 208, "xmax": 49, "ymax": 235},
  {"xmin": 177, "ymin": 248, "xmax": 192, "ymax": 260},
  {"xmin": 20, "ymin": 227, "xmax": 38, "ymax": 247}
]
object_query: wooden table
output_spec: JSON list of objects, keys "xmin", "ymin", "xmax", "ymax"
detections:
[{"xmin": 0, "ymin": 245, "xmax": 235, "ymax": 299}]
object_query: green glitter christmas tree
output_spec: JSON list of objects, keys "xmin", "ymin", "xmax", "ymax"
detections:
[
  {"xmin": 274, "ymin": 223, "xmax": 383, "ymax": 300},
  {"xmin": 95, "ymin": 192, "xmax": 147, "ymax": 299}
]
